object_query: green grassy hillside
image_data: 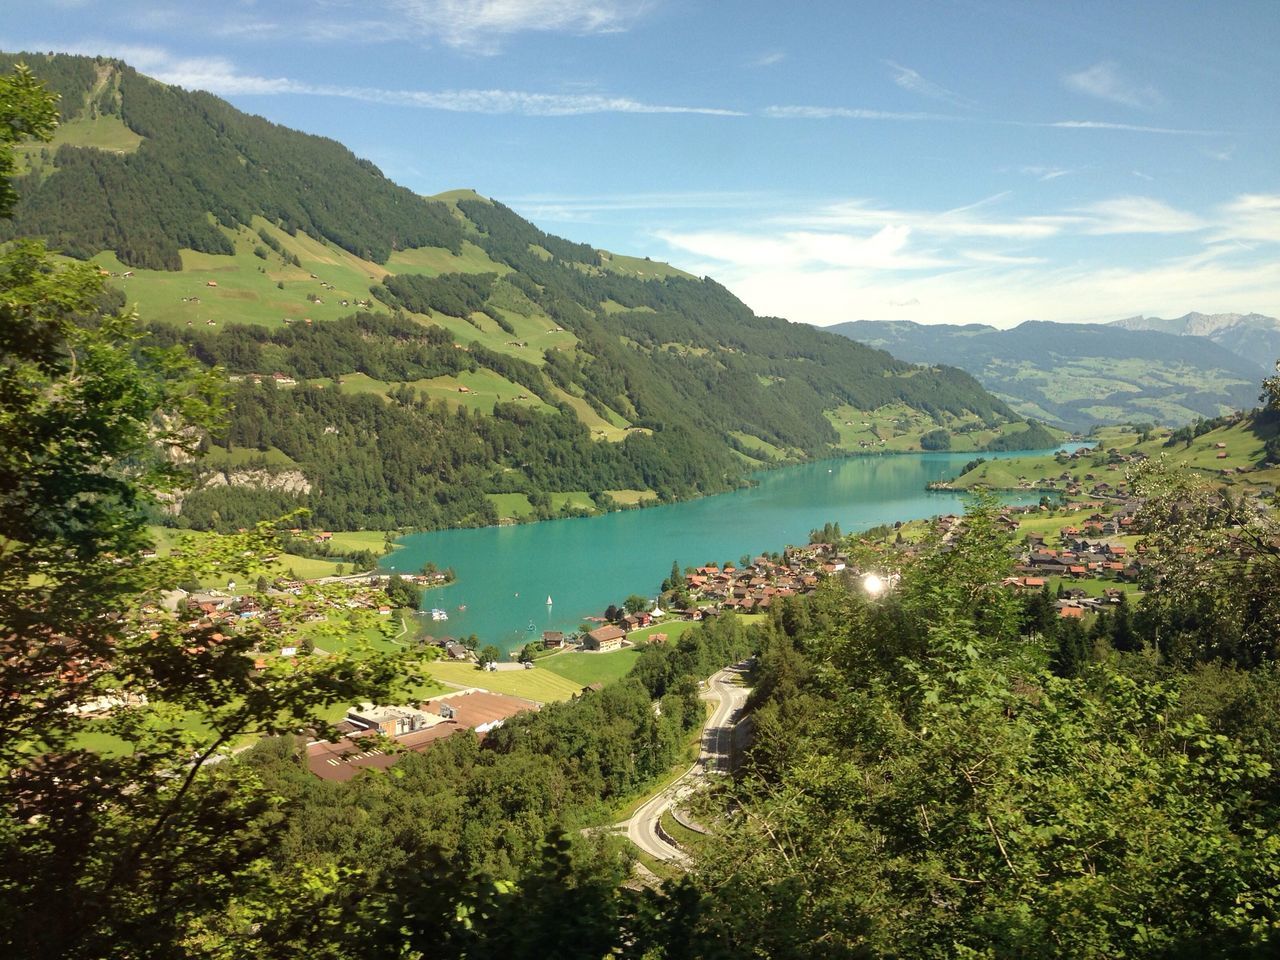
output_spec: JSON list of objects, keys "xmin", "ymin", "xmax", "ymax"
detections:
[
  {"xmin": 949, "ymin": 415, "xmax": 1280, "ymax": 493},
  {"xmin": 833, "ymin": 319, "xmax": 1263, "ymax": 430},
  {"xmin": 7, "ymin": 52, "xmax": 1027, "ymax": 534}
]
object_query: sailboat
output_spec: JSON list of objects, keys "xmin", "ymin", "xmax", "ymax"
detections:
[{"xmin": 546, "ymin": 595, "xmax": 553, "ymax": 605}]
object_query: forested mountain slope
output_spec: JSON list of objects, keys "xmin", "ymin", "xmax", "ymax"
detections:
[
  {"xmin": 832, "ymin": 318, "xmax": 1262, "ymax": 431},
  {"xmin": 5, "ymin": 52, "xmax": 1026, "ymax": 531}
]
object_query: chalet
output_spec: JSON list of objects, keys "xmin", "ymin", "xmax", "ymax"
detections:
[
  {"xmin": 541, "ymin": 631, "xmax": 567, "ymax": 649},
  {"xmin": 584, "ymin": 624, "xmax": 626, "ymax": 652},
  {"xmin": 647, "ymin": 632, "xmax": 668, "ymax": 645}
]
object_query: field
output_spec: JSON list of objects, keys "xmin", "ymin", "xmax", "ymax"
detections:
[
  {"xmin": 951, "ymin": 418, "xmax": 1278, "ymax": 491},
  {"xmin": 422, "ymin": 660, "xmax": 584, "ymax": 702},
  {"xmin": 825, "ymin": 403, "xmax": 1066, "ymax": 454},
  {"xmin": 541, "ymin": 647, "xmax": 644, "ymax": 687},
  {"xmin": 486, "ymin": 493, "xmax": 536, "ymax": 521},
  {"xmin": 605, "ymin": 489, "xmax": 658, "ymax": 506}
]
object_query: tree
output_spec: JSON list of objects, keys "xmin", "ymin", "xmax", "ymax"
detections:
[
  {"xmin": 0, "ymin": 65, "xmax": 406, "ymax": 959},
  {"xmin": 0, "ymin": 64, "xmax": 58, "ymax": 219},
  {"xmin": 623, "ymin": 594, "xmax": 650, "ymax": 616},
  {"xmin": 478, "ymin": 645, "xmax": 502, "ymax": 666}
]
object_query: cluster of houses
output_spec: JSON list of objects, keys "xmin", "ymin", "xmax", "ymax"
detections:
[{"xmin": 683, "ymin": 545, "xmax": 840, "ymax": 614}]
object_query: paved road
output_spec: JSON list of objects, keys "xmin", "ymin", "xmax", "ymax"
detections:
[{"xmin": 619, "ymin": 661, "xmax": 751, "ymax": 865}]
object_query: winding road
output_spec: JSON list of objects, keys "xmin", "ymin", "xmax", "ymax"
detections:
[{"xmin": 618, "ymin": 661, "xmax": 752, "ymax": 866}]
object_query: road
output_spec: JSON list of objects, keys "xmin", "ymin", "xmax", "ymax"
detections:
[{"xmin": 618, "ymin": 661, "xmax": 751, "ymax": 866}]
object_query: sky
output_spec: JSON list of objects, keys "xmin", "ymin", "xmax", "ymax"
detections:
[{"xmin": 5, "ymin": 0, "xmax": 1279, "ymax": 328}]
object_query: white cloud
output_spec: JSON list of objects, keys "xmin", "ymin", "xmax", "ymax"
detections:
[
  {"xmin": 1075, "ymin": 197, "xmax": 1208, "ymax": 235},
  {"xmin": 657, "ymin": 225, "xmax": 948, "ymax": 272},
  {"xmin": 750, "ymin": 51, "xmax": 786, "ymax": 68},
  {"xmin": 649, "ymin": 192, "xmax": 1280, "ymax": 327},
  {"xmin": 1063, "ymin": 61, "xmax": 1162, "ymax": 109},
  {"xmin": 885, "ymin": 60, "xmax": 975, "ymax": 108},
  {"xmin": 1217, "ymin": 194, "xmax": 1280, "ymax": 245},
  {"xmin": 706, "ymin": 253, "xmax": 1280, "ymax": 329},
  {"xmin": 387, "ymin": 0, "xmax": 652, "ymax": 52}
]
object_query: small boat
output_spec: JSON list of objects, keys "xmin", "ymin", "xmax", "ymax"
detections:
[
  {"xmin": 430, "ymin": 608, "xmax": 449, "ymax": 621},
  {"xmin": 546, "ymin": 595, "xmax": 553, "ymax": 605},
  {"xmin": 457, "ymin": 604, "xmax": 467, "ymax": 612}
]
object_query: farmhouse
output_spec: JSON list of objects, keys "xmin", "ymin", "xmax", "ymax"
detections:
[{"xmin": 583, "ymin": 624, "xmax": 626, "ymax": 652}]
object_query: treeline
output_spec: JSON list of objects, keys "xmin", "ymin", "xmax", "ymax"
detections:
[
  {"xmin": 148, "ymin": 312, "xmax": 472, "ymax": 383},
  {"xmin": 0, "ymin": 54, "xmax": 464, "ymax": 267},
  {"xmin": 178, "ymin": 379, "xmax": 734, "ymax": 531}
]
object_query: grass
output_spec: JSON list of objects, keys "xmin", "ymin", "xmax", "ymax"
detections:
[
  {"xmin": 729, "ymin": 431, "xmax": 792, "ymax": 462},
  {"xmin": 548, "ymin": 491, "xmax": 595, "ymax": 512},
  {"xmin": 660, "ymin": 809, "xmax": 708, "ymax": 852},
  {"xmin": 605, "ymin": 489, "xmax": 657, "ymax": 506},
  {"xmin": 326, "ymin": 530, "xmax": 395, "ymax": 555},
  {"xmin": 551, "ymin": 387, "xmax": 633, "ymax": 441},
  {"xmin": 422, "ymin": 660, "xmax": 584, "ymax": 702},
  {"xmin": 599, "ymin": 251, "xmax": 695, "ymax": 280},
  {"xmin": 951, "ymin": 417, "xmax": 1278, "ymax": 491},
  {"xmin": 541, "ymin": 647, "xmax": 644, "ymax": 687},
  {"xmin": 384, "ymin": 240, "xmax": 509, "ymax": 277},
  {"xmin": 486, "ymin": 493, "xmax": 535, "ymax": 521},
  {"xmin": 15, "ymin": 114, "xmax": 143, "ymax": 179},
  {"xmin": 95, "ymin": 217, "xmax": 385, "ymax": 330}
]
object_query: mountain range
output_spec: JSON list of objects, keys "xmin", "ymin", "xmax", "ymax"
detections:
[
  {"xmin": 1110, "ymin": 312, "xmax": 1280, "ymax": 374},
  {"xmin": 3, "ymin": 51, "xmax": 1032, "ymax": 531},
  {"xmin": 830, "ymin": 319, "xmax": 1267, "ymax": 432}
]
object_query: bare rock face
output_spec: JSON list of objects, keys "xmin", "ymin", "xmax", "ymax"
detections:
[
  {"xmin": 202, "ymin": 469, "xmax": 313, "ymax": 495},
  {"xmin": 162, "ymin": 469, "xmax": 313, "ymax": 516}
]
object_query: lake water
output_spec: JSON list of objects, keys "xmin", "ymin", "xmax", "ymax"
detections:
[{"xmin": 383, "ymin": 446, "xmax": 1084, "ymax": 653}]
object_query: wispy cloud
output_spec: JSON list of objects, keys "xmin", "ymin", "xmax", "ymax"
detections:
[
  {"xmin": 1017, "ymin": 165, "xmax": 1073, "ymax": 182},
  {"xmin": 1049, "ymin": 119, "xmax": 1213, "ymax": 135},
  {"xmin": 1063, "ymin": 61, "xmax": 1162, "ymax": 109},
  {"xmin": 750, "ymin": 51, "xmax": 786, "ymax": 68},
  {"xmin": 388, "ymin": 0, "xmax": 653, "ymax": 53},
  {"xmin": 32, "ymin": 41, "xmax": 742, "ymax": 116},
  {"xmin": 885, "ymin": 60, "xmax": 975, "ymax": 108},
  {"xmin": 764, "ymin": 105, "xmax": 949, "ymax": 121},
  {"xmin": 1074, "ymin": 196, "xmax": 1208, "ymax": 234},
  {"xmin": 765, "ymin": 105, "xmax": 1215, "ymax": 136}
]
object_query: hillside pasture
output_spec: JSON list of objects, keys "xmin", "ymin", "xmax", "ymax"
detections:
[{"xmin": 422, "ymin": 660, "xmax": 583, "ymax": 702}]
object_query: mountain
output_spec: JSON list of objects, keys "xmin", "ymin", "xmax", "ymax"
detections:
[
  {"xmin": 4, "ymin": 52, "xmax": 1026, "ymax": 532},
  {"xmin": 829, "ymin": 319, "xmax": 1264, "ymax": 432},
  {"xmin": 1111, "ymin": 312, "xmax": 1280, "ymax": 374}
]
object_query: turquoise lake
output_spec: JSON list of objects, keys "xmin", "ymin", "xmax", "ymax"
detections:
[{"xmin": 383, "ymin": 447, "xmax": 1081, "ymax": 653}]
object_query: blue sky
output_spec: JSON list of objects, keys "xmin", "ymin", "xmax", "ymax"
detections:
[{"xmin": 6, "ymin": 0, "xmax": 1279, "ymax": 327}]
